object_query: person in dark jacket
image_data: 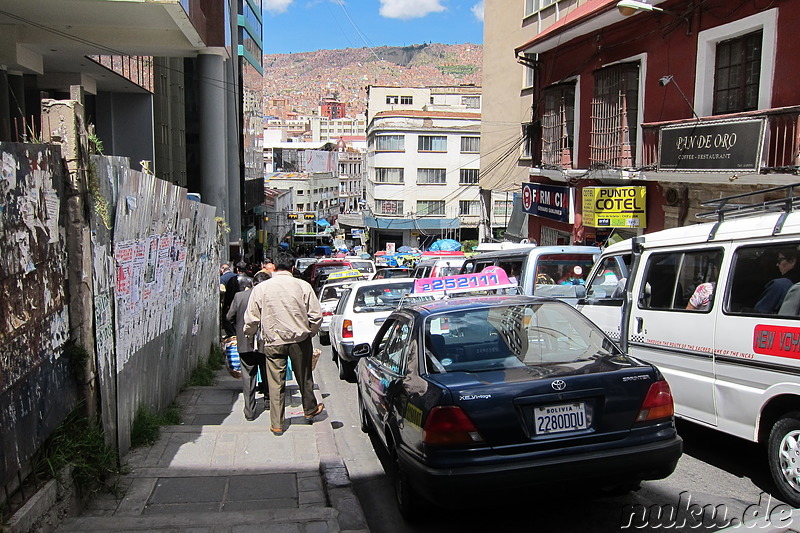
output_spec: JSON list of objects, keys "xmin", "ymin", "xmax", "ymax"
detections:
[
  {"xmin": 755, "ymin": 247, "xmax": 800, "ymax": 314},
  {"xmin": 226, "ymin": 275, "xmax": 267, "ymax": 421}
]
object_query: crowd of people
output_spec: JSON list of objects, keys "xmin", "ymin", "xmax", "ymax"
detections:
[{"xmin": 219, "ymin": 253, "xmax": 324, "ymax": 436}]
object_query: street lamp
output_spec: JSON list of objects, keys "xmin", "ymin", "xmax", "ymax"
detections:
[
  {"xmin": 616, "ymin": 0, "xmax": 664, "ymax": 16},
  {"xmin": 659, "ymin": 75, "xmax": 700, "ymax": 120}
]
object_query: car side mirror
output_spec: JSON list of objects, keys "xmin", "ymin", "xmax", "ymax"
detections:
[
  {"xmin": 575, "ymin": 285, "xmax": 586, "ymax": 299},
  {"xmin": 352, "ymin": 343, "xmax": 372, "ymax": 358}
]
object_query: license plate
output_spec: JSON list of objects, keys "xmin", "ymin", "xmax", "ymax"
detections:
[{"xmin": 534, "ymin": 402, "xmax": 588, "ymax": 435}]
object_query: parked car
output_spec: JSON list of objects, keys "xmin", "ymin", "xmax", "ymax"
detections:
[
  {"xmin": 304, "ymin": 260, "xmax": 353, "ymax": 292},
  {"xmin": 353, "ymin": 294, "xmax": 683, "ymax": 518},
  {"xmin": 344, "ymin": 257, "xmax": 377, "ymax": 279},
  {"xmin": 373, "ymin": 267, "xmax": 414, "ymax": 279},
  {"xmin": 293, "ymin": 257, "xmax": 317, "ymax": 278},
  {"xmin": 328, "ymin": 278, "xmax": 415, "ymax": 381},
  {"xmin": 317, "ymin": 274, "xmax": 367, "ymax": 346}
]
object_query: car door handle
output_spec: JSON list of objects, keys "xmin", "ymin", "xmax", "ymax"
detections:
[
  {"xmin": 374, "ymin": 317, "xmax": 386, "ymax": 326},
  {"xmin": 635, "ymin": 317, "xmax": 643, "ymax": 333}
]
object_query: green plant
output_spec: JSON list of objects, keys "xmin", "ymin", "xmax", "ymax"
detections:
[
  {"xmin": 186, "ymin": 344, "xmax": 224, "ymax": 387},
  {"xmin": 462, "ymin": 239, "xmax": 479, "ymax": 252},
  {"xmin": 64, "ymin": 340, "xmax": 90, "ymax": 382},
  {"xmin": 130, "ymin": 403, "xmax": 183, "ymax": 448},
  {"xmin": 87, "ymin": 129, "xmax": 104, "ymax": 155},
  {"xmin": 34, "ymin": 404, "xmax": 121, "ymax": 496}
]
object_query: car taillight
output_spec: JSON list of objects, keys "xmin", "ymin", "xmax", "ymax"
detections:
[
  {"xmin": 635, "ymin": 380, "xmax": 674, "ymax": 423},
  {"xmin": 342, "ymin": 319, "xmax": 353, "ymax": 338},
  {"xmin": 322, "ymin": 310, "xmax": 333, "ymax": 317},
  {"xmin": 423, "ymin": 406, "xmax": 485, "ymax": 446}
]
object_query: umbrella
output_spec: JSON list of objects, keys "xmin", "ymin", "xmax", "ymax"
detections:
[
  {"xmin": 374, "ymin": 251, "xmax": 387, "ymax": 256},
  {"xmin": 398, "ymin": 245, "xmax": 414, "ymax": 253},
  {"xmin": 428, "ymin": 239, "xmax": 462, "ymax": 252},
  {"xmin": 316, "ymin": 219, "xmax": 330, "ymax": 227}
]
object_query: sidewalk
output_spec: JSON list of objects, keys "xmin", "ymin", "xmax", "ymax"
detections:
[{"xmin": 57, "ymin": 369, "xmax": 369, "ymax": 533}]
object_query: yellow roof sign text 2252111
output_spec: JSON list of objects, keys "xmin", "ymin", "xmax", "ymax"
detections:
[{"xmin": 582, "ymin": 186, "xmax": 647, "ymax": 229}]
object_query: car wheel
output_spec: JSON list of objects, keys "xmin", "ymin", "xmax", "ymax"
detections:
[
  {"xmin": 768, "ymin": 412, "xmax": 800, "ymax": 507},
  {"xmin": 358, "ymin": 390, "xmax": 371, "ymax": 434},
  {"xmin": 391, "ymin": 447, "xmax": 423, "ymax": 521},
  {"xmin": 331, "ymin": 344, "xmax": 338, "ymax": 363},
  {"xmin": 319, "ymin": 331, "xmax": 330, "ymax": 346},
  {"xmin": 338, "ymin": 357, "xmax": 356, "ymax": 382}
]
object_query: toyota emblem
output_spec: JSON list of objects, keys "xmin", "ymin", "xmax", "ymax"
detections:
[{"xmin": 551, "ymin": 379, "xmax": 567, "ymax": 391}]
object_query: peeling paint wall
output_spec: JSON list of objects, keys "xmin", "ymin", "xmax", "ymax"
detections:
[
  {"xmin": 92, "ymin": 158, "xmax": 219, "ymax": 456},
  {"xmin": 0, "ymin": 143, "xmax": 78, "ymax": 489}
]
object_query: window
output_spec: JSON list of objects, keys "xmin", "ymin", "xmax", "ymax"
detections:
[
  {"xmin": 459, "ymin": 200, "xmax": 480, "ymax": 216},
  {"xmin": 639, "ymin": 250, "xmax": 724, "ymax": 311},
  {"xmin": 524, "ymin": 55, "xmax": 536, "ymax": 89},
  {"xmin": 400, "ymin": 96, "xmax": 413, "ymax": 105},
  {"xmin": 375, "ymin": 135, "xmax": 404, "ymax": 151},
  {"xmin": 375, "ymin": 199, "xmax": 403, "ymax": 215},
  {"xmin": 418, "ymin": 135, "xmax": 447, "ymax": 152},
  {"xmin": 590, "ymin": 63, "xmax": 639, "ymax": 168},
  {"xmin": 584, "ymin": 255, "xmax": 632, "ymax": 304},
  {"xmin": 375, "ymin": 319, "xmax": 412, "ymax": 374},
  {"xmin": 375, "ymin": 167, "xmax": 404, "ymax": 183},
  {"xmin": 417, "ymin": 168, "xmax": 447, "ymax": 185},
  {"xmin": 713, "ymin": 31, "xmax": 762, "ymax": 115},
  {"xmin": 386, "ymin": 95, "xmax": 399, "ymax": 104},
  {"xmin": 461, "ymin": 96, "xmax": 480, "ymax": 108},
  {"xmin": 460, "ymin": 137, "xmax": 480, "ymax": 153},
  {"xmin": 494, "ymin": 200, "xmax": 513, "ymax": 218},
  {"xmin": 728, "ymin": 243, "xmax": 800, "ymax": 316},
  {"xmin": 459, "ymin": 168, "xmax": 479, "ymax": 184},
  {"xmin": 417, "ymin": 200, "xmax": 445, "ymax": 216},
  {"xmin": 521, "ymin": 122, "xmax": 535, "ymax": 159},
  {"xmin": 525, "ymin": 0, "xmax": 556, "ymax": 16},
  {"xmin": 542, "ymin": 83, "xmax": 576, "ymax": 168}
]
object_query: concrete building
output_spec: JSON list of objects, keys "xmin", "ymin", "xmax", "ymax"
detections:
[
  {"xmin": 309, "ymin": 114, "xmax": 367, "ymax": 143},
  {"xmin": 484, "ymin": 0, "xmax": 800, "ymax": 245},
  {"xmin": 337, "ymin": 146, "xmax": 365, "ymax": 214},
  {"xmin": 365, "ymin": 85, "xmax": 508, "ymax": 251}
]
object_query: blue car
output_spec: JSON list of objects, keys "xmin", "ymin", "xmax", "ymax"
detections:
[{"xmin": 352, "ymin": 294, "xmax": 682, "ymax": 518}]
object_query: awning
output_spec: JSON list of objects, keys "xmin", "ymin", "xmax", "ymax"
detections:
[
  {"xmin": 364, "ymin": 217, "xmax": 460, "ymax": 230},
  {"xmin": 316, "ymin": 219, "xmax": 330, "ymax": 227}
]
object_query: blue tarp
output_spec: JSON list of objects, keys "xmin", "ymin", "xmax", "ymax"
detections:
[
  {"xmin": 428, "ymin": 239, "xmax": 462, "ymax": 251},
  {"xmin": 316, "ymin": 219, "xmax": 330, "ymax": 227}
]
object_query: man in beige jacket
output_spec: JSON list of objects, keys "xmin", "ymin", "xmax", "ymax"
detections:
[{"xmin": 244, "ymin": 252, "xmax": 324, "ymax": 434}]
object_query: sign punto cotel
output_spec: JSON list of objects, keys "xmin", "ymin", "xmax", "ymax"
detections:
[{"xmin": 658, "ymin": 118, "xmax": 766, "ymax": 172}]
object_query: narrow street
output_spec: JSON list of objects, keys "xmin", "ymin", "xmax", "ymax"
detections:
[{"xmin": 313, "ymin": 340, "xmax": 790, "ymax": 533}]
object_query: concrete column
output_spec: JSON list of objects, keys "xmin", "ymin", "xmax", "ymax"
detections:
[
  {"xmin": 198, "ymin": 52, "xmax": 229, "ymax": 232},
  {"xmin": 225, "ymin": 57, "xmax": 241, "ymax": 245}
]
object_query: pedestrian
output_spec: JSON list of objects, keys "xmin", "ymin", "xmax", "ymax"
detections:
[
  {"xmin": 226, "ymin": 275, "xmax": 268, "ymax": 421},
  {"xmin": 253, "ymin": 258, "xmax": 275, "ymax": 285},
  {"xmin": 244, "ymin": 252, "xmax": 325, "ymax": 435}
]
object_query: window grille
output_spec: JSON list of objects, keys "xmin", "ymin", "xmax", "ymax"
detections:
[
  {"xmin": 590, "ymin": 63, "xmax": 639, "ymax": 168},
  {"xmin": 542, "ymin": 83, "xmax": 575, "ymax": 168}
]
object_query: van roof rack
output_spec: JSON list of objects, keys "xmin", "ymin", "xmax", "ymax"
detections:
[{"xmin": 696, "ymin": 182, "xmax": 800, "ymax": 240}]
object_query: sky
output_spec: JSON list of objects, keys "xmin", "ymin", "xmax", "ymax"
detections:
[{"xmin": 262, "ymin": 0, "xmax": 484, "ymax": 54}]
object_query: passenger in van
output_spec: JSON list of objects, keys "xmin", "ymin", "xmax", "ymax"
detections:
[
  {"xmin": 559, "ymin": 266, "xmax": 586, "ymax": 285},
  {"xmin": 686, "ymin": 263, "xmax": 719, "ymax": 312},
  {"xmin": 755, "ymin": 248, "xmax": 800, "ymax": 314}
]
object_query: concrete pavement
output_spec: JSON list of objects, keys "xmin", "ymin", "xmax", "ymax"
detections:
[{"xmin": 57, "ymin": 368, "xmax": 369, "ymax": 532}]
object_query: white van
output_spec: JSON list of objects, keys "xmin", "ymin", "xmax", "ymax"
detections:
[
  {"xmin": 460, "ymin": 245, "xmax": 600, "ymax": 302},
  {"xmin": 577, "ymin": 187, "xmax": 800, "ymax": 507}
]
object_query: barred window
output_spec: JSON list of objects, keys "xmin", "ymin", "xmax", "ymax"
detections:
[
  {"xmin": 590, "ymin": 62, "xmax": 639, "ymax": 168},
  {"xmin": 459, "ymin": 168, "xmax": 479, "ymax": 184},
  {"xmin": 376, "ymin": 135, "xmax": 404, "ymax": 151},
  {"xmin": 375, "ymin": 168, "xmax": 404, "ymax": 183},
  {"xmin": 459, "ymin": 200, "xmax": 481, "ymax": 216},
  {"xmin": 541, "ymin": 83, "xmax": 576, "ymax": 168},
  {"xmin": 494, "ymin": 200, "xmax": 513, "ymax": 217},
  {"xmin": 714, "ymin": 31, "xmax": 762, "ymax": 115},
  {"xmin": 400, "ymin": 96, "xmax": 413, "ymax": 105},
  {"xmin": 376, "ymin": 199, "xmax": 403, "ymax": 215},
  {"xmin": 417, "ymin": 200, "xmax": 445, "ymax": 216},
  {"xmin": 417, "ymin": 168, "xmax": 447, "ymax": 185},
  {"xmin": 461, "ymin": 136, "xmax": 480, "ymax": 153},
  {"xmin": 418, "ymin": 135, "xmax": 447, "ymax": 152}
]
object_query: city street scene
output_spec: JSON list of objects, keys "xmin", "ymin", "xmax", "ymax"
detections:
[{"xmin": 1, "ymin": 0, "xmax": 800, "ymax": 532}]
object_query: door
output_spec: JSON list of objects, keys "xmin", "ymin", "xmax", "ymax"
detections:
[
  {"xmin": 628, "ymin": 248, "xmax": 723, "ymax": 425},
  {"xmin": 363, "ymin": 317, "xmax": 412, "ymax": 433}
]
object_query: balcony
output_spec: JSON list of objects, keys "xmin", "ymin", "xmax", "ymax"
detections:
[{"xmin": 642, "ymin": 106, "xmax": 800, "ymax": 172}]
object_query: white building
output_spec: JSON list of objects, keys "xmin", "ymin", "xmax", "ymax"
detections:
[
  {"xmin": 337, "ymin": 146, "xmax": 365, "ymax": 214},
  {"xmin": 309, "ymin": 114, "xmax": 367, "ymax": 143},
  {"xmin": 364, "ymin": 85, "xmax": 508, "ymax": 251}
]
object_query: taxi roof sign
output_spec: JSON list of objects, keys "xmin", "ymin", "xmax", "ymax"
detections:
[
  {"xmin": 326, "ymin": 268, "xmax": 364, "ymax": 281},
  {"xmin": 412, "ymin": 266, "xmax": 515, "ymax": 295}
]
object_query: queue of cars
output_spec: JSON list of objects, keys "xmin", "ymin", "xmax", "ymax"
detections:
[{"xmin": 303, "ymin": 248, "xmax": 687, "ymax": 518}]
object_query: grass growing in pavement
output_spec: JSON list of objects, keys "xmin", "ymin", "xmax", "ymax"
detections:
[
  {"xmin": 186, "ymin": 342, "xmax": 225, "ymax": 387},
  {"xmin": 130, "ymin": 404, "xmax": 183, "ymax": 448},
  {"xmin": 35, "ymin": 404, "xmax": 122, "ymax": 496}
]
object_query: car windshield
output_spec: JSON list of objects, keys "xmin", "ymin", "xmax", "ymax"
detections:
[
  {"xmin": 353, "ymin": 282, "xmax": 414, "ymax": 313},
  {"xmin": 320, "ymin": 285, "xmax": 350, "ymax": 301},
  {"xmin": 349, "ymin": 261, "xmax": 375, "ymax": 274},
  {"xmin": 423, "ymin": 302, "xmax": 620, "ymax": 373},
  {"xmin": 316, "ymin": 265, "xmax": 349, "ymax": 276}
]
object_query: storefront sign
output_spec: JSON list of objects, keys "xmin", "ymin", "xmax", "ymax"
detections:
[
  {"xmin": 287, "ymin": 213, "xmax": 298, "ymax": 220},
  {"xmin": 658, "ymin": 118, "xmax": 765, "ymax": 172},
  {"xmin": 521, "ymin": 183, "xmax": 571, "ymax": 223},
  {"xmin": 351, "ymin": 229, "xmax": 364, "ymax": 237},
  {"xmin": 582, "ymin": 186, "xmax": 647, "ymax": 228}
]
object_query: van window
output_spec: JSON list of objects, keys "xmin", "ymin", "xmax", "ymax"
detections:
[
  {"xmin": 585, "ymin": 254, "xmax": 631, "ymax": 303},
  {"xmin": 461, "ymin": 259, "xmax": 496, "ymax": 275},
  {"xmin": 639, "ymin": 250, "xmax": 723, "ymax": 311},
  {"xmin": 498, "ymin": 260, "xmax": 525, "ymax": 284},
  {"xmin": 534, "ymin": 253, "xmax": 596, "ymax": 288},
  {"xmin": 728, "ymin": 243, "xmax": 800, "ymax": 316}
]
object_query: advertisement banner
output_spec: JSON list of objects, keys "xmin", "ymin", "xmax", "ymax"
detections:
[
  {"xmin": 582, "ymin": 186, "xmax": 647, "ymax": 228},
  {"xmin": 521, "ymin": 183, "xmax": 571, "ymax": 223}
]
